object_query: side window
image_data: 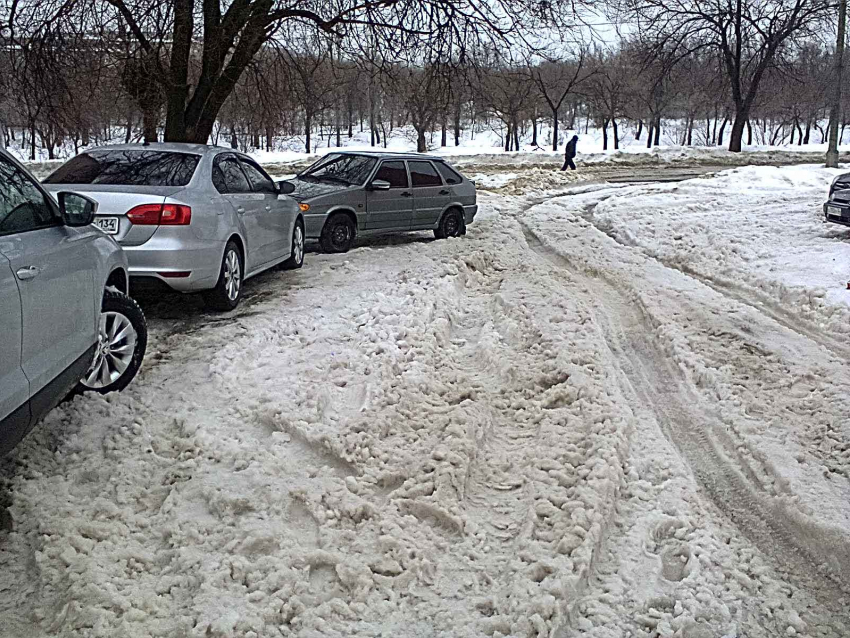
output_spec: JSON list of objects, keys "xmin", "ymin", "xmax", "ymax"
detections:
[
  {"xmin": 435, "ymin": 162, "xmax": 463, "ymax": 185},
  {"xmin": 373, "ymin": 161, "xmax": 408, "ymax": 189},
  {"xmin": 0, "ymin": 157, "xmax": 58, "ymax": 236},
  {"xmin": 409, "ymin": 161, "xmax": 443, "ymax": 188},
  {"xmin": 212, "ymin": 155, "xmax": 251, "ymax": 194},
  {"xmin": 239, "ymin": 158, "xmax": 277, "ymax": 194}
]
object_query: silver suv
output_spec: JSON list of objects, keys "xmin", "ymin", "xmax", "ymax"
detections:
[
  {"xmin": 44, "ymin": 144, "xmax": 304, "ymax": 311},
  {"xmin": 280, "ymin": 152, "xmax": 478, "ymax": 253},
  {"xmin": 0, "ymin": 149, "xmax": 147, "ymax": 456}
]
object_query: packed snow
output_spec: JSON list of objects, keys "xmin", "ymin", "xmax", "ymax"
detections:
[{"xmin": 2, "ymin": 154, "xmax": 850, "ymax": 637}]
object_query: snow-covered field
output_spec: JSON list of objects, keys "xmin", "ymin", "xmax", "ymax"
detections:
[{"xmin": 2, "ymin": 157, "xmax": 850, "ymax": 637}]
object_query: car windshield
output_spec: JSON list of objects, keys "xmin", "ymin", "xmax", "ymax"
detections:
[
  {"xmin": 44, "ymin": 150, "xmax": 200, "ymax": 187},
  {"xmin": 299, "ymin": 154, "xmax": 377, "ymax": 186}
]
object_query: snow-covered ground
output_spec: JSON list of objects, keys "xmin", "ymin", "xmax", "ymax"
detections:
[
  {"xmin": 586, "ymin": 166, "xmax": 850, "ymax": 331},
  {"xmin": 2, "ymin": 159, "xmax": 850, "ymax": 637}
]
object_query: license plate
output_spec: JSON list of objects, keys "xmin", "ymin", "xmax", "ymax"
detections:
[{"xmin": 94, "ymin": 217, "xmax": 119, "ymax": 234}]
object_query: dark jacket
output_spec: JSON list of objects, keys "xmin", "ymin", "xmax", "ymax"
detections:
[{"xmin": 565, "ymin": 137, "xmax": 578, "ymax": 159}]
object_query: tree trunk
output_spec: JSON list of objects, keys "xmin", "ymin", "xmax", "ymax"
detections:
[
  {"xmin": 636, "ymin": 119, "xmax": 643, "ymax": 141},
  {"xmin": 804, "ymin": 120, "xmax": 812, "ymax": 144},
  {"xmin": 602, "ymin": 118, "xmax": 609, "ymax": 151},
  {"xmin": 124, "ymin": 111, "xmax": 133, "ymax": 144},
  {"xmin": 646, "ymin": 121, "xmax": 654, "ymax": 149},
  {"xmin": 612, "ymin": 118, "xmax": 620, "ymax": 150},
  {"xmin": 687, "ymin": 116, "xmax": 693, "ymax": 146},
  {"xmin": 728, "ymin": 113, "xmax": 748, "ymax": 152},
  {"xmin": 504, "ymin": 123, "xmax": 511, "ymax": 152},
  {"xmin": 747, "ymin": 119, "xmax": 753, "ymax": 146},
  {"xmin": 653, "ymin": 115, "xmax": 661, "ymax": 146},
  {"xmin": 417, "ymin": 127, "xmax": 427, "ymax": 153},
  {"xmin": 514, "ymin": 120, "xmax": 520, "ymax": 151},
  {"xmin": 143, "ymin": 108, "xmax": 158, "ymax": 143},
  {"xmin": 230, "ymin": 129, "xmax": 238, "ymax": 149},
  {"xmin": 305, "ymin": 112, "xmax": 312, "ymax": 153},
  {"xmin": 453, "ymin": 103, "xmax": 461, "ymax": 146},
  {"xmin": 827, "ymin": 0, "xmax": 847, "ymax": 167},
  {"xmin": 30, "ymin": 122, "xmax": 36, "ymax": 161},
  {"xmin": 441, "ymin": 118, "xmax": 447, "ymax": 147},
  {"xmin": 552, "ymin": 108, "xmax": 560, "ymax": 151},
  {"xmin": 719, "ymin": 118, "xmax": 728, "ymax": 147},
  {"xmin": 163, "ymin": 0, "xmax": 193, "ymax": 142}
]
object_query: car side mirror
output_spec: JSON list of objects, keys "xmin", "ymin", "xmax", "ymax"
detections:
[
  {"xmin": 277, "ymin": 180, "xmax": 296, "ymax": 195},
  {"xmin": 368, "ymin": 180, "xmax": 391, "ymax": 191},
  {"xmin": 57, "ymin": 192, "xmax": 97, "ymax": 227}
]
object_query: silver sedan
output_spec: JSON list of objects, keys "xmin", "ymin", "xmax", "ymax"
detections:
[{"xmin": 44, "ymin": 143, "xmax": 304, "ymax": 310}]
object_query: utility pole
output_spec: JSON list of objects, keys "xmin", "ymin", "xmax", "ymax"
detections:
[{"xmin": 827, "ymin": 0, "xmax": 847, "ymax": 168}]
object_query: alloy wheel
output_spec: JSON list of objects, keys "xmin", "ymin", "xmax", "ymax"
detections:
[
  {"xmin": 83, "ymin": 311, "xmax": 138, "ymax": 389},
  {"xmin": 224, "ymin": 249, "xmax": 241, "ymax": 301}
]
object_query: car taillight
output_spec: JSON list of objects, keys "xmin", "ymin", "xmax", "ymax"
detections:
[{"xmin": 126, "ymin": 204, "xmax": 192, "ymax": 226}]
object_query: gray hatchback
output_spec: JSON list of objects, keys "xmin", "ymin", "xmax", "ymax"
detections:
[{"xmin": 280, "ymin": 152, "xmax": 478, "ymax": 253}]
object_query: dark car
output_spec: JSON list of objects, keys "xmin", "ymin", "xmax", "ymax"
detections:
[
  {"xmin": 279, "ymin": 151, "xmax": 478, "ymax": 253},
  {"xmin": 824, "ymin": 173, "xmax": 850, "ymax": 227}
]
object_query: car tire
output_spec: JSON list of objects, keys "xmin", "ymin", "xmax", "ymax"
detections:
[
  {"xmin": 204, "ymin": 240, "xmax": 243, "ymax": 311},
  {"xmin": 77, "ymin": 291, "xmax": 147, "ymax": 394},
  {"xmin": 280, "ymin": 220, "xmax": 305, "ymax": 270},
  {"xmin": 434, "ymin": 208, "xmax": 465, "ymax": 240},
  {"xmin": 320, "ymin": 213, "xmax": 355, "ymax": 253}
]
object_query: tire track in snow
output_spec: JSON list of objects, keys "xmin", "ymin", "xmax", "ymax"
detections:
[
  {"xmin": 519, "ymin": 221, "xmax": 850, "ymax": 631},
  {"xmin": 578, "ymin": 198, "xmax": 850, "ymax": 364}
]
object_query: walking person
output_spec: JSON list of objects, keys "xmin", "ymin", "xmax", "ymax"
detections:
[{"xmin": 561, "ymin": 135, "xmax": 579, "ymax": 171}]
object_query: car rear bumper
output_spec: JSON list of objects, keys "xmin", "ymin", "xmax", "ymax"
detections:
[
  {"xmin": 824, "ymin": 201, "xmax": 850, "ymax": 227},
  {"xmin": 463, "ymin": 204, "xmax": 478, "ymax": 225},
  {"xmin": 123, "ymin": 234, "xmax": 222, "ymax": 292}
]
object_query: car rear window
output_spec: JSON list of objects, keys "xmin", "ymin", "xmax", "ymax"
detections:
[
  {"xmin": 44, "ymin": 150, "xmax": 200, "ymax": 187},
  {"xmin": 435, "ymin": 162, "xmax": 463, "ymax": 185}
]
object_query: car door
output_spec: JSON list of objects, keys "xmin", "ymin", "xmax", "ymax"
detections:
[
  {"xmin": 0, "ymin": 154, "xmax": 98, "ymax": 400},
  {"xmin": 238, "ymin": 156, "xmax": 292, "ymax": 264},
  {"xmin": 0, "ymin": 250, "xmax": 29, "ymax": 435},
  {"xmin": 365, "ymin": 160, "xmax": 414, "ymax": 230},
  {"xmin": 212, "ymin": 153, "xmax": 265, "ymax": 272},
  {"xmin": 408, "ymin": 160, "xmax": 452, "ymax": 228}
]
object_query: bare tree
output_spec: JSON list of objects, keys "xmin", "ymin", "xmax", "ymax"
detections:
[
  {"xmin": 13, "ymin": 0, "xmax": 592, "ymax": 144},
  {"xmin": 827, "ymin": 0, "xmax": 847, "ymax": 166},
  {"xmin": 626, "ymin": 0, "xmax": 833, "ymax": 151},
  {"xmin": 530, "ymin": 50, "xmax": 595, "ymax": 151}
]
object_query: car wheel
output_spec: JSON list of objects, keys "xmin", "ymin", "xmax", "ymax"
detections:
[
  {"xmin": 434, "ymin": 208, "xmax": 465, "ymax": 239},
  {"xmin": 280, "ymin": 220, "xmax": 305, "ymax": 270},
  {"xmin": 320, "ymin": 213, "xmax": 355, "ymax": 253},
  {"xmin": 204, "ymin": 240, "xmax": 243, "ymax": 311},
  {"xmin": 78, "ymin": 291, "xmax": 147, "ymax": 394}
]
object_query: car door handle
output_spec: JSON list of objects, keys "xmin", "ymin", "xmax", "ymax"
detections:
[
  {"xmin": 401, "ymin": 192, "xmax": 412, "ymax": 197},
  {"xmin": 439, "ymin": 189, "xmax": 450, "ymax": 195},
  {"xmin": 16, "ymin": 266, "xmax": 40, "ymax": 281},
  {"xmin": 236, "ymin": 206, "xmax": 246, "ymax": 215}
]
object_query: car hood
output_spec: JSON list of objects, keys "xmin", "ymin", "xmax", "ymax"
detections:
[{"xmin": 288, "ymin": 178, "xmax": 357, "ymax": 202}]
